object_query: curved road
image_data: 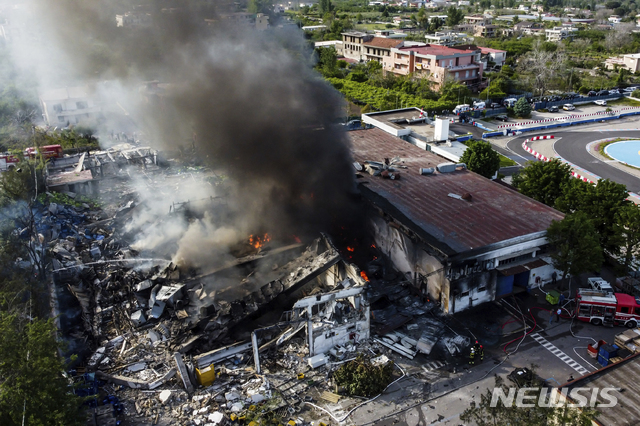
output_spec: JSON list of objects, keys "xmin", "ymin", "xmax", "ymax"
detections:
[{"xmin": 506, "ymin": 130, "xmax": 640, "ymax": 193}]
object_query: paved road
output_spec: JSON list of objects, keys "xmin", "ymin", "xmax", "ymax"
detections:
[{"xmin": 506, "ymin": 130, "xmax": 640, "ymax": 193}]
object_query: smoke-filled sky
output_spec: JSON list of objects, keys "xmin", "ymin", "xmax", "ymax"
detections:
[{"xmin": 12, "ymin": 0, "xmax": 359, "ymax": 267}]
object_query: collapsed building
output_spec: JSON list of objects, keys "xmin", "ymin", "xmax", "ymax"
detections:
[{"xmin": 349, "ymin": 127, "xmax": 564, "ymax": 314}]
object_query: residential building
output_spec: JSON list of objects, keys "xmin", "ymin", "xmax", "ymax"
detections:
[
  {"xmin": 609, "ymin": 15, "xmax": 622, "ymax": 24},
  {"xmin": 373, "ymin": 29, "xmax": 408, "ymax": 39},
  {"xmin": 473, "ymin": 24, "xmax": 498, "ymax": 38},
  {"xmin": 255, "ymin": 13, "xmax": 269, "ymax": 30},
  {"xmin": 424, "ymin": 31, "xmax": 468, "ymax": 47},
  {"xmin": 342, "ymin": 31, "xmax": 373, "ymax": 62},
  {"xmin": 348, "ymin": 127, "xmax": 564, "ymax": 314},
  {"xmin": 464, "ymin": 14, "xmax": 492, "ymax": 26},
  {"xmin": 115, "ymin": 12, "xmax": 152, "ymax": 28},
  {"xmin": 479, "ymin": 46, "xmax": 507, "ymax": 68},
  {"xmin": 39, "ymin": 86, "xmax": 103, "ymax": 126},
  {"xmin": 458, "ymin": 0, "xmax": 470, "ymax": 5},
  {"xmin": 383, "ymin": 44, "xmax": 483, "ymax": 89},
  {"xmin": 363, "ymin": 37, "xmax": 405, "ymax": 63},
  {"xmin": 605, "ymin": 53, "xmax": 640, "ymax": 72},
  {"xmin": 545, "ymin": 26, "xmax": 577, "ymax": 42}
]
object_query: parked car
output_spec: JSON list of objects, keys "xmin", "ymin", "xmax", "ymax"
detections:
[
  {"xmin": 495, "ymin": 114, "xmax": 509, "ymax": 122},
  {"xmin": 587, "ymin": 91, "xmax": 597, "ymax": 97},
  {"xmin": 594, "ymin": 100, "xmax": 607, "ymax": 106},
  {"xmin": 473, "ymin": 101, "xmax": 486, "ymax": 109},
  {"xmin": 609, "ymin": 89, "xmax": 620, "ymax": 95},
  {"xmin": 503, "ymin": 98, "xmax": 518, "ymax": 108},
  {"xmin": 548, "ymin": 105, "xmax": 559, "ymax": 112},
  {"xmin": 624, "ymin": 86, "xmax": 639, "ymax": 93},
  {"xmin": 563, "ymin": 104, "xmax": 575, "ymax": 111},
  {"xmin": 597, "ymin": 90, "xmax": 609, "ymax": 96},
  {"xmin": 490, "ymin": 102, "xmax": 501, "ymax": 109}
]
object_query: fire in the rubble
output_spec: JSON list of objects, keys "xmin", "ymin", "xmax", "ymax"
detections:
[
  {"xmin": 360, "ymin": 270, "xmax": 369, "ymax": 281},
  {"xmin": 249, "ymin": 233, "xmax": 271, "ymax": 249},
  {"xmin": 347, "ymin": 246, "xmax": 355, "ymax": 252}
]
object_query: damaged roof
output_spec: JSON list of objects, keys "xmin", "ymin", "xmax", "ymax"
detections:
[{"xmin": 348, "ymin": 128, "xmax": 564, "ymax": 256}]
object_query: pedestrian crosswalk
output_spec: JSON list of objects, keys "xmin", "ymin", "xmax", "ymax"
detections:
[
  {"xmin": 530, "ymin": 333, "xmax": 589, "ymax": 375},
  {"xmin": 422, "ymin": 360, "xmax": 446, "ymax": 373}
]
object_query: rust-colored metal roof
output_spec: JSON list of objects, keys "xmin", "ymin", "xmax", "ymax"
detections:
[
  {"xmin": 363, "ymin": 37, "xmax": 404, "ymax": 49},
  {"xmin": 348, "ymin": 129, "xmax": 564, "ymax": 255}
]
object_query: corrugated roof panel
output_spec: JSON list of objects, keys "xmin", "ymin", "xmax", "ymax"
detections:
[{"xmin": 348, "ymin": 128, "xmax": 564, "ymax": 254}]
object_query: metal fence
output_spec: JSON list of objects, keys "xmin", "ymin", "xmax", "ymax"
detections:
[{"xmin": 533, "ymin": 93, "xmax": 627, "ymax": 110}]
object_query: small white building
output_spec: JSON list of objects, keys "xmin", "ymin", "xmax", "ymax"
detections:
[
  {"xmin": 115, "ymin": 12, "xmax": 152, "ymax": 28},
  {"xmin": 39, "ymin": 86, "xmax": 103, "ymax": 126},
  {"xmin": 545, "ymin": 26, "xmax": 577, "ymax": 42},
  {"xmin": 479, "ymin": 46, "xmax": 507, "ymax": 68},
  {"xmin": 608, "ymin": 15, "xmax": 622, "ymax": 24}
]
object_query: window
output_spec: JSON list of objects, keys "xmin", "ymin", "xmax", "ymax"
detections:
[
  {"xmin": 478, "ymin": 286, "xmax": 486, "ymax": 293},
  {"xmin": 579, "ymin": 305, "xmax": 591, "ymax": 317},
  {"xmin": 58, "ymin": 116, "xmax": 65, "ymax": 123},
  {"xmin": 416, "ymin": 57, "xmax": 422, "ymax": 63},
  {"xmin": 449, "ymin": 59, "xmax": 453, "ymax": 66},
  {"xmin": 635, "ymin": 308, "xmax": 640, "ymax": 316},
  {"xmin": 76, "ymin": 101, "xmax": 88, "ymax": 109},
  {"xmin": 465, "ymin": 70, "xmax": 469, "ymax": 78},
  {"xmin": 455, "ymin": 72, "xmax": 459, "ymax": 79},
  {"xmin": 472, "ymin": 70, "xmax": 476, "ymax": 76},
  {"xmin": 53, "ymin": 104, "xmax": 63, "ymax": 113},
  {"xmin": 395, "ymin": 64, "xmax": 401, "ymax": 69},
  {"xmin": 620, "ymin": 307, "xmax": 630, "ymax": 314},
  {"xmin": 460, "ymin": 291, "xmax": 469, "ymax": 298}
]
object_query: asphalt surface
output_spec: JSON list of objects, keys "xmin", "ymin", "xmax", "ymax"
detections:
[{"xmin": 506, "ymin": 130, "xmax": 640, "ymax": 193}]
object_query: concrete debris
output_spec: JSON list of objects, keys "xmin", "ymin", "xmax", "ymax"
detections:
[{"xmin": 32, "ymin": 163, "xmax": 477, "ymax": 426}]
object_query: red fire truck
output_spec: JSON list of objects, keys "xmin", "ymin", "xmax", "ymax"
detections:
[
  {"xmin": 0, "ymin": 153, "xmax": 20, "ymax": 171},
  {"xmin": 576, "ymin": 288, "xmax": 640, "ymax": 328},
  {"xmin": 23, "ymin": 144, "xmax": 64, "ymax": 160}
]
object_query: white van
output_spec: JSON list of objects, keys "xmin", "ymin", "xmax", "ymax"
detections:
[
  {"xmin": 473, "ymin": 101, "xmax": 486, "ymax": 109},
  {"xmin": 503, "ymin": 98, "xmax": 518, "ymax": 108},
  {"xmin": 453, "ymin": 104, "xmax": 470, "ymax": 114}
]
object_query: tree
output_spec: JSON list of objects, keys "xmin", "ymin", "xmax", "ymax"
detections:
[
  {"xmin": 319, "ymin": 0, "xmax": 333, "ymax": 14},
  {"xmin": 445, "ymin": 6, "xmax": 465, "ymax": 26},
  {"xmin": 461, "ymin": 373, "xmax": 597, "ymax": 426},
  {"xmin": 555, "ymin": 178, "xmax": 629, "ymax": 256},
  {"xmin": 460, "ymin": 140, "xmax": 500, "ymax": 179},
  {"xmin": 512, "ymin": 159, "xmax": 572, "ymax": 207},
  {"xmin": 247, "ymin": 0, "xmax": 273, "ymax": 14},
  {"xmin": 518, "ymin": 40, "xmax": 565, "ymax": 98},
  {"xmin": 317, "ymin": 46, "xmax": 338, "ymax": 77},
  {"xmin": 439, "ymin": 80, "xmax": 472, "ymax": 103},
  {"xmin": 616, "ymin": 204, "xmax": 640, "ymax": 271},
  {"xmin": 605, "ymin": 23, "xmax": 634, "ymax": 51},
  {"xmin": 513, "ymin": 97, "xmax": 531, "ymax": 118},
  {"xmin": 513, "ymin": 15, "xmax": 520, "ymax": 24},
  {"xmin": 547, "ymin": 212, "xmax": 604, "ymax": 289},
  {"xmin": 0, "ymin": 313, "xmax": 84, "ymax": 425}
]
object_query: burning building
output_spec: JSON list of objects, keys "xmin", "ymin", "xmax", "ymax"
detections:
[{"xmin": 349, "ymin": 128, "xmax": 564, "ymax": 314}]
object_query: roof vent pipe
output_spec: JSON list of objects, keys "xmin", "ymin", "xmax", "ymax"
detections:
[{"xmin": 436, "ymin": 163, "xmax": 467, "ymax": 173}]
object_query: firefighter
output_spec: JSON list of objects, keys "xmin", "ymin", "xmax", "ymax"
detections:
[
  {"xmin": 469, "ymin": 346, "xmax": 476, "ymax": 365},
  {"xmin": 473, "ymin": 341, "xmax": 484, "ymax": 363}
]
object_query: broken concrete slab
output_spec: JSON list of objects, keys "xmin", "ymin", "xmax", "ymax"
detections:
[{"xmin": 174, "ymin": 352, "xmax": 195, "ymax": 393}]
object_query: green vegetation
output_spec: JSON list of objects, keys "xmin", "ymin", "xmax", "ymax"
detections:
[
  {"xmin": 333, "ymin": 354, "xmax": 394, "ymax": 397},
  {"xmin": 547, "ymin": 212, "xmax": 604, "ymax": 288},
  {"xmin": 513, "ymin": 158, "xmax": 637, "ymax": 273},
  {"xmin": 513, "ymin": 97, "xmax": 532, "ymax": 118},
  {"xmin": 461, "ymin": 372, "xmax": 597, "ymax": 425},
  {"xmin": 460, "ymin": 140, "xmax": 508, "ymax": 177}
]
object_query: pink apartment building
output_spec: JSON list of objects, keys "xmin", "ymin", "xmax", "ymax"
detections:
[{"xmin": 382, "ymin": 44, "xmax": 484, "ymax": 90}]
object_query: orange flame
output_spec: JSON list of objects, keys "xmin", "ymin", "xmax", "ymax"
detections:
[
  {"xmin": 360, "ymin": 271, "xmax": 369, "ymax": 281},
  {"xmin": 249, "ymin": 233, "xmax": 271, "ymax": 249},
  {"xmin": 293, "ymin": 235, "xmax": 302, "ymax": 243},
  {"xmin": 371, "ymin": 243, "xmax": 376, "ymax": 248},
  {"xmin": 347, "ymin": 247, "xmax": 355, "ymax": 252}
]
